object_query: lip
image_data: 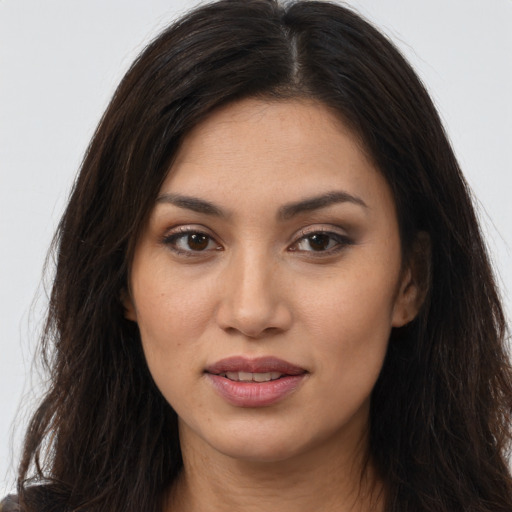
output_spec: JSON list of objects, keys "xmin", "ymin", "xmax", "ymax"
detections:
[
  {"xmin": 204, "ymin": 356, "xmax": 307, "ymax": 407},
  {"xmin": 205, "ymin": 356, "xmax": 306, "ymax": 375}
]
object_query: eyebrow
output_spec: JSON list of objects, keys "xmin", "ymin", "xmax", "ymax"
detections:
[
  {"xmin": 156, "ymin": 193, "xmax": 226, "ymax": 217},
  {"xmin": 155, "ymin": 190, "xmax": 368, "ymax": 219},
  {"xmin": 278, "ymin": 191, "xmax": 368, "ymax": 220}
]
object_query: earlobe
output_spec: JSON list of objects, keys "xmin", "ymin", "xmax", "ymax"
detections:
[
  {"xmin": 120, "ymin": 288, "xmax": 137, "ymax": 322},
  {"xmin": 391, "ymin": 232, "xmax": 431, "ymax": 328},
  {"xmin": 391, "ymin": 269, "xmax": 420, "ymax": 327}
]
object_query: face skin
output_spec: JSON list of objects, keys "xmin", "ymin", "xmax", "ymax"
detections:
[{"xmin": 125, "ymin": 98, "xmax": 421, "ymax": 511}]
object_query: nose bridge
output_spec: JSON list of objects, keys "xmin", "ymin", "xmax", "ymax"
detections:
[{"xmin": 216, "ymin": 242, "xmax": 291, "ymax": 337}]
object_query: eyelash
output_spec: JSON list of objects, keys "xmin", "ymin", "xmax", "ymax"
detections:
[
  {"xmin": 291, "ymin": 229, "xmax": 353, "ymax": 255},
  {"xmin": 161, "ymin": 227, "xmax": 353, "ymax": 258},
  {"xmin": 162, "ymin": 227, "xmax": 222, "ymax": 257}
]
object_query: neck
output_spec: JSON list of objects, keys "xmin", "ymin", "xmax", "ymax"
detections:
[{"xmin": 166, "ymin": 425, "xmax": 385, "ymax": 512}]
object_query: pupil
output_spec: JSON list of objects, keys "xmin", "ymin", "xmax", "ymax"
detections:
[
  {"xmin": 309, "ymin": 234, "xmax": 330, "ymax": 251},
  {"xmin": 188, "ymin": 233, "xmax": 208, "ymax": 251}
]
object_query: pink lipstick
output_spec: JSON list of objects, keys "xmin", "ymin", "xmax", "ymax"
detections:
[{"xmin": 204, "ymin": 356, "xmax": 307, "ymax": 407}]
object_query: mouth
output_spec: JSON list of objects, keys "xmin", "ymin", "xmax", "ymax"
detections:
[
  {"xmin": 204, "ymin": 356, "xmax": 308, "ymax": 407},
  {"xmin": 205, "ymin": 356, "xmax": 306, "ymax": 379},
  {"xmin": 215, "ymin": 371, "xmax": 287, "ymax": 382}
]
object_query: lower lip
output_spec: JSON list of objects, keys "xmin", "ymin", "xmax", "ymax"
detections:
[{"xmin": 205, "ymin": 373, "xmax": 306, "ymax": 407}]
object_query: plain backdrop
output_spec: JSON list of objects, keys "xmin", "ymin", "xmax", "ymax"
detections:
[{"xmin": 1, "ymin": 0, "xmax": 511, "ymax": 496}]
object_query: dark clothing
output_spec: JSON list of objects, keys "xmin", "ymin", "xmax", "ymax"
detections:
[
  {"xmin": 0, "ymin": 495, "xmax": 19, "ymax": 512},
  {"xmin": 1, "ymin": 487, "xmax": 66, "ymax": 512}
]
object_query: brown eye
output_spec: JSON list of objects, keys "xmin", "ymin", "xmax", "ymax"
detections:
[
  {"xmin": 187, "ymin": 233, "xmax": 209, "ymax": 251},
  {"xmin": 163, "ymin": 230, "xmax": 221, "ymax": 255},
  {"xmin": 292, "ymin": 231, "xmax": 352, "ymax": 254},
  {"xmin": 307, "ymin": 234, "xmax": 332, "ymax": 251}
]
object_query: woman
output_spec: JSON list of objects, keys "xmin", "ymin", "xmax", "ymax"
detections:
[{"xmin": 3, "ymin": 0, "xmax": 511, "ymax": 511}]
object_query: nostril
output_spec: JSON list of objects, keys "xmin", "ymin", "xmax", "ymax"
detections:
[
  {"xmin": 214, "ymin": 273, "xmax": 293, "ymax": 337},
  {"xmin": 222, "ymin": 324, "xmax": 283, "ymax": 340}
]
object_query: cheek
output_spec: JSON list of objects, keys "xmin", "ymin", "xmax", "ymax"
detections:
[
  {"xmin": 130, "ymin": 267, "xmax": 219, "ymax": 398},
  {"xmin": 132, "ymin": 264, "xmax": 214, "ymax": 345},
  {"xmin": 297, "ymin": 258, "xmax": 399, "ymax": 379},
  {"xmin": 297, "ymin": 281, "xmax": 394, "ymax": 437},
  {"xmin": 133, "ymin": 284, "xmax": 207, "ymax": 410}
]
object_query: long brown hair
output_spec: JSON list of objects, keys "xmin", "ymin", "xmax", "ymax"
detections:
[{"xmin": 17, "ymin": 1, "xmax": 512, "ymax": 511}]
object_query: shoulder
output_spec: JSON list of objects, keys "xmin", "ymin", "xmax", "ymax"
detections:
[
  {"xmin": 1, "ymin": 486, "xmax": 65, "ymax": 512},
  {"xmin": 0, "ymin": 494, "xmax": 20, "ymax": 512}
]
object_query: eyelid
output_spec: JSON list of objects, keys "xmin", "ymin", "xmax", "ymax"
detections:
[
  {"xmin": 289, "ymin": 225, "xmax": 354, "ymax": 254},
  {"xmin": 161, "ymin": 225, "xmax": 223, "ymax": 256},
  {"xmin": 293, "ymin": 224, "xmax": 352, "ymax": 242},
  {"xmin": 160, "ymin": 223, "xmax": 353, "ymax": 257}
]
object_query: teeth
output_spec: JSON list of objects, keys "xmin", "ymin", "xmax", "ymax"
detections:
[
  {"xmin": 223, "ymin": 371, "xmax": 283, "ymax": 382},
  {"xmin": 253, "ymin": 372, "xmax": 272, "ymax": 382}
]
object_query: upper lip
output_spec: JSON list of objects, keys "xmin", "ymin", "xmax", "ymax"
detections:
[{"xmin": 205, "ymin": 356, "xmax": 306, "ymax": 375}]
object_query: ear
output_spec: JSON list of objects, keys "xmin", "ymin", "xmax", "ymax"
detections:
[
  {"xmin": 120, "ymin": 287, "xmax": 138, "ymax": 322},
  {"xmin": 391, "ymin": 232, "xmax": 431, "ymax": 327}
]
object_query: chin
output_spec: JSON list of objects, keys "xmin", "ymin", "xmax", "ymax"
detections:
[
  {"xmin": 180, "ymin": 415, "xmax": 314, "ymax": 464},
  {"xmin": 214, "ymin": 436, "xmax": 307, "ymax": 464}
]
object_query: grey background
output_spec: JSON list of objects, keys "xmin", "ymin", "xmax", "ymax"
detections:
[{"xmin": 1, "ymin": 0, "xmax": 511, "ymax": 495}]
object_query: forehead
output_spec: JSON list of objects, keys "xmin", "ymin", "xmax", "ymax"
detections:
[
  {"xmin": 159, "ymin": 98, "xmax": 394, "ymax": 218},
  {"xmin": 172, "ymin": 98, "xmax": 367, "ymax": 173}
]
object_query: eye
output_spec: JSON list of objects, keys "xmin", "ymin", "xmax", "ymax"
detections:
[
  {"xmin": 290, "ymin": 230, "xmax": 352, "ymax": 254},
  {"xmin": 162, "ymin": 229, "xmax": 221, "ymax": 255}
]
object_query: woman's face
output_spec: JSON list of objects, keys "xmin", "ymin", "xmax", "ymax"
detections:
[{"xmin": 125, "ymin": 98, "xmax": 419, "ymax": 463}]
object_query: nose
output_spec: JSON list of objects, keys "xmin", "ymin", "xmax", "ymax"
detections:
[{"xmin": 215, "ymin": 248, "xmax": 293, "ymax": 339}]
